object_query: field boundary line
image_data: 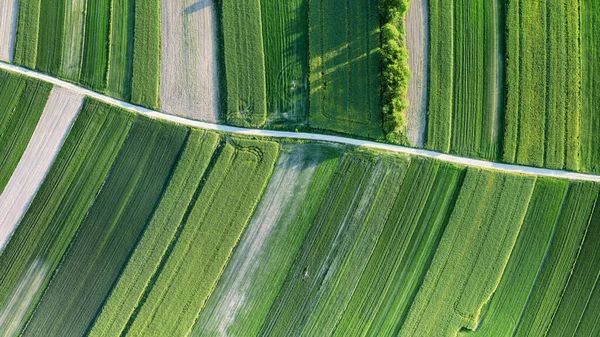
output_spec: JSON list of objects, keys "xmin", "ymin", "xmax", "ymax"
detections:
[{"xmin": 2, "ymin": 61, "xmax": 600, "ymax": 182}]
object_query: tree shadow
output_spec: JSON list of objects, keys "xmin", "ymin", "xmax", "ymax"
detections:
[{"xmin": 184, "ymin": 0, "xmax": 211, "ymax": 15}]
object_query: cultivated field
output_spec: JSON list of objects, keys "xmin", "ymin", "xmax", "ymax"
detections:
[
  {"xmin": 0, "ymin": 86, "xmax": 82, "ymax": 250},
  {"xmin": 308, "ymin": 0, "xmax": 382, "ymax": 139},
  {"xmin": 426, "ymin": 0, "xmax": 503, "ymax": 160},
  {"xmin": 405, "ymin": 0, "xmax": 428, "ymax": 146},
  {"xmin": 13, "ymin": 0, "xmax": 161, "ymax": 108},
  {"xmin": 221, "ymin": 0, "xmax": 267, "ymax": 127},
  {"xmin": 581, "ymin": 0, "xmax": 600, "ymax": 173},
  {"xmin": 261, "ymin": 0, "xmax": 309, "ymax": 127},
  {"xmin": 160, "ymin": 0, "xmax": 219, "ymax": 122},
  {"xmin": 0, "ymin": 0, "xmax": 18, "ymax": 61},
  {"xmin": 0, "ymin": 94, "xmax": 599, "ymax": 335},
  {"xmin": 2, "ymin": 1, "xmax": 600, "ymax": 336}
]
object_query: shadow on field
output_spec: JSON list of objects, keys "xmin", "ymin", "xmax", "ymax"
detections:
[{"xmin": 184, "ymin": 0, "xmax": 211, "ymax": 15}]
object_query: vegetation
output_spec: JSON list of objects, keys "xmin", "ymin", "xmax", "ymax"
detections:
[
  {"xmin": 378, "ymin": 0, "xmax": 410, "ymax": 144},
  {"xmin": 13, "ymin": 0, "xmax": 41, "ymax": 68},
  {"xmin": 88, "ymin": 130, "xmax": 220, "ymax": 337},
  {"xmin": 580, "ymin": 0, "xmax": 600, "ymax": 173},
  {"xmin": 106, "ymin": 0, "xmax": 135, "ymax": 100},
  {"xmin": 131, "ymin": 0, "xmax": 161, "ymax": 109},
  {"xmin": 451, "ymin": 0, "xmax": 503, "ymax": 159},
  {"xmin": 21, "ymin": 115, "xmax": 188, "ymax": 337},
  {"xmin": 0, "ymin": 71, "xmax": 51, "ymax": 195},
  {"xmin": 80, "ymin": 0, "xmax": 110, "ymax": 91},
  {"xmin": 399, "ymin": 169, "xmax": 535, "ymax": 336},
  {"xmin": 425, "ymin": 0, "xmax": 453, "ymax": 152},
  {"xmin": 308, "ymin": 0, "xmax": 383, "ymax": 139},
  {"xmin": 125, "ymin": 137, "xmax": 279, "ymax": 337},
  {"xmin": 12, "ymin": 0, "xmax": 158, "ymax": 108},
  {"xmin": 458, "ymin": 178, "xmax": 568, "ymax": 336},
  {"xmin": 512, "ymin": 182, "xmax": 598, "ymax": 336},
  {"xmin": 191, "ymin": 144, "xmax": 342, "ymax": 336},
  {"xmin": 0, "ymin": 100, "xmax": 134, "ymax": 334},
  {"xmin": 221, "ymin": 0, "xmax": 267, "ymax": 127},
  {"xmin": 260, "ymin": 152, "xmax": 409, "ymax": 335},
  {"xmin": 426, "ymin": 0, "xmax": 502, "ymax": 160},
  {"xmin": 260, "ymin": 0, "xmax": 309, "ymax": 127},
  {"xmin": 503, "ymin": 0, "xmax": 580, "ymax": 170},
  {"xmin": 333, "ymin": 159, "xmax": 464, "ymax": 336}
]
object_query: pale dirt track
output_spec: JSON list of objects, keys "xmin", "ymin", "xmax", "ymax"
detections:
[
  {"xmin": 1, "ymin": 61, "xmax": 600, "ymax": 183},
  {"xmin": 160, "ymin": 0, "xmax": 219, "ymax": 122},
  {"xmin": 0, "ymin": 0, "xmax": 18, "ymax": 61},
  {"xmin": 0, "ymin": 87, "xmax": 83, "ymax": 251},
  {"xmin": 405, "ymin": 0, "xmax": 428, "ymax": 147},
  {"xmin": 194, "ymin": 144, "xmax": 321, "ymax": 335},
  {"xmin": 0, "ymin": 259, "xmax": 48, "ymax": 336}
]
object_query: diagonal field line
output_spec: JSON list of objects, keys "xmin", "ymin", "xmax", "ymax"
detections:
[{"xmin": 1, "ymin": 61, "xmax": 600, "ymax": 182}]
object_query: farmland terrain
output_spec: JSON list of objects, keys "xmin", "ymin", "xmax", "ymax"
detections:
[
  {"xmin": 0, "ymin": 75, "xmax": 598, "ymax": 335},
  {"xmin": 0, "ymin": 0, "xmax": 599, "ymax": 336}
]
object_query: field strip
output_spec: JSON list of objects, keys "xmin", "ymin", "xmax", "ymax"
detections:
[
  {"xmin": 0, "ymin": 86, "xmax": 83, "ymax": 251},
  {"xmin": 405, "ymin": 0, "xmax": 428, "ymax": 147},
  {"xmin": 160, "ymin": 0, "xmax": 219, "ymax": 122},
  {"xmin": 2, "ymin": 61, "xmax": 600, "ymax": 182},
  {"xmin": 0, "ymin": 0, "xmax": 18, "ymax": 61}
]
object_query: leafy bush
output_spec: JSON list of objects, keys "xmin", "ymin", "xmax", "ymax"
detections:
[{"xmin": 379, "ymin": 0, "xmax": 411, "ymax": 144}]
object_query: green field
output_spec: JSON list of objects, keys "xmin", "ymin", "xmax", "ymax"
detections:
[
  {"xmin": 0, "ymin": 70, "xmax": 51, "ymax": 195},
  {"xmin": 308, "ymin": 0, "xmax": 383, "ymax": 138},
  {"xmin": 12, "ymin": 0, "xmax": 159, "ymax": 108},
  {"xmin": 426, "ymin": 0, "xmax": 503, "ymax": 160},
  {"xmin": 260, "ymin": 0, "xmax": 309, "ymax": 127},
  {"xmin": 4, "ymin": 0, "xmax": 600, "ymax": 334},
  {"xmin": 0, "ymin": 100, "xmax": 134, "ymax": 334},
  {"xmin": 425, "ymin": 0, "xmax": 453, "ymax": 152},
  {"xmin": 221, "ymin": 0, "xmax": 267, "ymax": 127},
  {"xmin": 503, "ymin": 0, "xmax": 580, "ymax": 170},
  {"xmin": 580, "ymin": 0, "xmax": 600, "ymax": 173},
  {"xmin": 1, "ymin": 97, "xmax": 600, "ymax": 335}
]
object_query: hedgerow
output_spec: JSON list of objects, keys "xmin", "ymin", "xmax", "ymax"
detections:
[{"xmin": 379, "ymin": 0, "xmax": 410, "ymax": 145}]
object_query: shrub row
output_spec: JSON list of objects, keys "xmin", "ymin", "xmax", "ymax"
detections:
[{"xmin": 379, "ymin": 0, "xmax": 410, "ymax": 144}]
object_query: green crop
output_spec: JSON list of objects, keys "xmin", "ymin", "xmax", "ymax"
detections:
[
  {"xmin": 0, "ymin": 99, "xmax": 134, "ymax": 334},
  {"xmin": 21, "ymin": 115, "xmax": 187, "ymax": 337},
  {"xmin": 0, "ymin": 71, "xmax": 51, "ymax": 194},
  {"xmin": 89, "ymin": 130, "xmax": 219, "ymax": 337},
  {"xmin": 308, "ymin": 0, "xmax": 383, "ymax": 139},
  {"xmin": 260, "ymin": 0, "xmax": 309, "ymax": 128},
  {"xmin": 221, "ymin": 0, "xmax": 267, "ymax": 127},
  {"xmin": 125, "ymin": 137, "xmax": 279, "ymax": 337}
]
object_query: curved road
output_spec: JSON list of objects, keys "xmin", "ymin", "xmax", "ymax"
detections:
[{"xmin": 2, "ymin": 61, "xmax": 599, "ymax": 182}]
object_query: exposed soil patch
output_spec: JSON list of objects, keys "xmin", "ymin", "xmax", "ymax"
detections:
[
  {"xmin": 405, "ymin": 0, "xmax": 429, "ymax": 147},
  {"xmin": 160, "ymin": 0, "xmax": 219, "ymax": 122},
  {"xmin": 0, "ymin": 0, "xmax": 19, "ymax": 61},
  {"xmin": 0, "ymin": 87, "xmax": 83, "ymax": 251}
]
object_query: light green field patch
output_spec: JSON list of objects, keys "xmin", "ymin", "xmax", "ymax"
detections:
[{"xmin": 399, "ymin": 169, "xmax": 535, "ymax": 336}]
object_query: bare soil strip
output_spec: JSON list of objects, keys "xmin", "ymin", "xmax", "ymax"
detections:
[
  {"xmin": 0, "ymin": 260, "xmax": 48, "ymax": 336},
  {"xmin": 405, "ymin": 0, "xmax": 428, "ymax": 147},
  {"xmin": 2, "ymin": 62, "xmax": 600, "ymax": 182},
  {"xmin": 0, "ymin": 0, "xmax": 19, "ymax": 61},
  {"xmin": 0, "ymin": 87, "xmax": 83, "ymax": 251},
  {"xmin": 160, "ymin": 0, "xmax": 219, "ymax": 122}
]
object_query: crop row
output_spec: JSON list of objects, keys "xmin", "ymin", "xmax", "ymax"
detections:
[
  {"xmin": 426, "ymin": 0, "xmax": 502, "ymax": 160},
  {"xmin": 307, "ymin": 0, "xmax": 383, "ymax": 139},
  {"xmin": 580, "ymin": 0, "xmax": 600, "ymax": 173},
  {"xmin": 220, "ymin": 0, "xmax": 268, "ymax": 127},
  {"xmin": 504, "ymin": 0, "xmax": 581, "ymax": 170},
  {"xmin": 4, "ymin": 96, "xmax": 600, "ymax": 336},
  {"xmin": 0, "ymin": 100, "xmax": 134, "ymax": 334},
  {"xmin": 0, "ymin": 69, "xmax": 51, "ymax": 195},
  {"xmin": 259, "ymin": 0, "xmax": 309, "ymax": 127},
  {"xmin": 13, "ymin": 0, "xmax": 159, "ymax": 109}
]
